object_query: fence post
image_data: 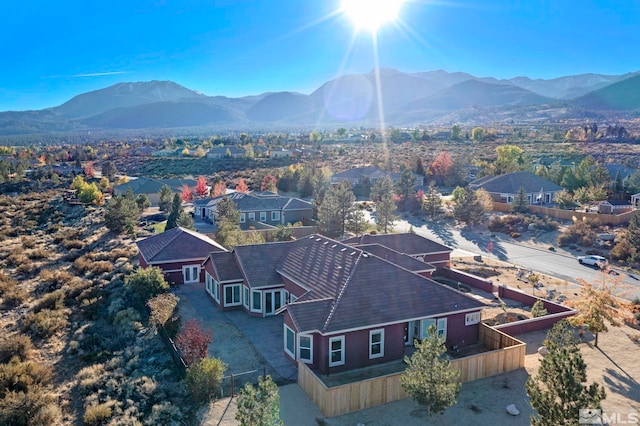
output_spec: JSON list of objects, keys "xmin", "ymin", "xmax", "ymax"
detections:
[{"xmin": 230, "ymin": 373, "xmax": 234, "ymax": 398}]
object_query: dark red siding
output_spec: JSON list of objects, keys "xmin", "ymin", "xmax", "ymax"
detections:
[
  {"xmin": 423, "ymin": 252, "xmax": 450, "ymax": 267},
  {"xmin": 444, "ymin": 312, "xmax": 480, "ymax": 348}
]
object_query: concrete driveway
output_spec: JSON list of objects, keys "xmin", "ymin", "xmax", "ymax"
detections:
[{"xmin": 174, "ymin": 283, "xmax": 297, "ymax": 384}]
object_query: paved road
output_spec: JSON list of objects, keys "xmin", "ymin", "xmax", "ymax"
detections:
[{"xmin": 394, "ymin": 215, "xmax": 640, "ymax": 300}]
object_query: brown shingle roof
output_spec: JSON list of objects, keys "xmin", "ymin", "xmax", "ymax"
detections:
[
  {"xmin": 354, "ymin": 244, "xmax": 436, "ymax": 272},
  {"xmin": 208, "ymin": 251, "xmax": 242, "ymax": 282},
  {"xmin": 234, "ymin": 241, "xmax": 292, "ymax": 289},
  {"xmin": 137, "ymin": 227, "xmax": 226, "ymax": 264},
  {"xmin": 343, "ymin": 233, "xmax": 452, "ymax": 255},
  {"xmin": 279, "ymin": 236, "xmax": 483, "ymax": 333}
]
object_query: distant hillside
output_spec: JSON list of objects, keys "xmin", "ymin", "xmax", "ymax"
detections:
[
  {"xmin": 1, "ymin": 68, "xmax": 639, "ymax": 135},
  {"xmin": 50, "ymin": 81, "xmax": 207, "ymax": 119},
  {"xmin": 402, "ymin": 80, "xmax": 555, "ymax": 111},
  {"xmin": 82, "ymin": 101, "xmax": 241, "ymax": 128},
  {"xmin": 572, "ymin": 74, "xmax": 640, "ymax": 111}
]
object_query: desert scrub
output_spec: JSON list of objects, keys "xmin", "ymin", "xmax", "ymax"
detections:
[
  {"xmin": 22, "ymin": 308, "xmax": 69, "ymax": 338},
  {"xmin": 27, "ymin": 247, "xmax": 49, "ymax": 260},
  {"xmin": 34, "ymin": 289, "xmax": 65, "ymax": 312},
  {"xmin": 83, "ymin": 402, "xmax": 113, "ymax": 425},
  {"xmin": 62, "ymin": 239, "xmax": 85, "ymax": 250},
  {"xmin": 76, "ymin": 364, "xmax": 107, "ymax": 396},
  {"xmin": 0, "ymin": 335, "xmax": 33, "ymax": 363},
  {"xmin": 89, "ymin": 260, "xmax": 114, "ymax": 276},
  {"xmin": 38, "ymin": 268, "xmax": 74, "ymax": 292},
  {"xmin": 112, "ymin": 308, "xmax": 143, "ymax": 336},
  {"xmin": 21, "ymin": 236, "xmax": 36, "ymax": 249}
]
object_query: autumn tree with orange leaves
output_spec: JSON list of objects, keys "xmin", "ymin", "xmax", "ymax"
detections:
[
  {"xmin": 211, "ymin": 181, "xmax": 226, "ymax": 198},
  {"xmin": 567, "ymin": 266, "xmax": 631, "ymax": 347},
  {"xmin": 235, "ymin": 178, "xmax": 249, "ymax": 193},
  {"xmin": 194, "ymin": 176, "xmax": 209, "ymax": 197},
  {"xmin": 180, "ymin": 184, "xmax": 194, "ymax": 203},
  {"xmin": 261, "ymin": 174, "xmax": 278, "ymax": 193}
]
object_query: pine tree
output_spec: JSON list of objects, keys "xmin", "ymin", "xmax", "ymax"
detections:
[
  {"xmin": 512, "ymin": 187, "xmax": 529, "ymax": 213},
  {"xmin": 236, "ymin": 375, "xmax": 283, "ymax": 426},
  {"xmin": 372, "ymin": 175, "xmax": 397, "ymax": 234},
  {"xmin": 165, "ymin": 194, "xmax": 183, "ymax": 231},
  {"xmin": 423, "ymin": 184, "xmax": 442, "ymax": 219},
  {"xmin": 526, "ymin": 320, "xmax": 605, "ymax": 425},
  {"xmin": 453, "ymin": 188, "xmax": 484, "ymax": 226},
  {"xmin": 401, "ymin": 324, "xmax": 461, "ymax": 416},
  {"xmin": 158, "ymin": 184, "xmax": 173, "ymax": 212}
]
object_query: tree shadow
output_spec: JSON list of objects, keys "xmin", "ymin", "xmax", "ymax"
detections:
[
  {"xmin": 405, "ymin": 216, "xmax": 458, "ymax": 248},
  {"xmin": 459, "ymin": 226, "xmax": 508, "ymax": 261},
  {"xmin": 599, "ymin": 347, "xmax": 638, "ymax": 385},
  {"xmin": 603, "ymin": 367, "xmax": 640, "ymax": 403}
]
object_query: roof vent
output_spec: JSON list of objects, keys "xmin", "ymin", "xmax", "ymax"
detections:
[
  {"xmin": 350, "ymin": 251, "xmax": 356, "ymax": 256},
  {"xmin": 323, "ymin": 241, "xmax": 328, "ymax": 245},
  {"xmin": 340, "ymin": 248, "xmax": 347, "ymax": 252},
  {"xmin": 331, "ymin": 244, "xmax": 337, "ymax": 248}
]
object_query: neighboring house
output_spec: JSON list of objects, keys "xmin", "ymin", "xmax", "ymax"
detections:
[
  {"xmin": 343, "ymin": 233, "xmax": 452, "ymax": 268},
  {"xmin": 469, "ymin": 171, "xmax": 563, "ymax": 205},
  {"xmin": 51, "ymin": 163, "xmax": 84, "ymax": 177},
  {"xmin": 201, "ymin": 234, "xmax": 484, "ymax": 375},
  {"xmin": 269, "ymin": 147, "xmax": 291, "ymax": 159},
  {"xmin": 193, "ymin": 191, "xmax": 313, "ymax": 229},
  {"xmin": 292, "ymin": 147, "xmax": 323, "ymax": 158},
  {"xmin": 331, "ymin": 166, "xmax": 424, "ymax": 188},
  {"xmin": 604, "ymin": 164, "xmax": 636, "ymax": 188},
  {"xmin": 597, "ymin": 199, "xmax": 633, "ymax": 214},
  {"xmin": 152, "ymin": 148, "xmax": 180, "ymax": 157},
  {"xmin": 136, "ymin": 227, "xmax": 226, "ymax": 285},
  {"xmin": 113, "ymin": 177, "xmax": 197, "ymax": 206},
  {"xmin": 207, "ymin": 146, "xmax": 245, "ymax": 159}
]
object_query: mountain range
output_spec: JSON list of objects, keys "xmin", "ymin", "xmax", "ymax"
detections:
[{"xmin": 2, "ymin": 68, "xmax": 640, "ymax": 136}]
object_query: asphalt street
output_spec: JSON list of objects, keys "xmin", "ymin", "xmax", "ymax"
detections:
[{"xmin": 393, "ymin": 216, "xmax": 640, "ymax": 300}]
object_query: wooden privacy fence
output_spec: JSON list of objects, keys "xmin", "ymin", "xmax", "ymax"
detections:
[{"xmin": 298, "ymin": 324, "xmax": 525, "ymax": 418}]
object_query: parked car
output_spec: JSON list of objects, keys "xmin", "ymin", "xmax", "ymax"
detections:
[{"xmin": 577, "ymin": 255, "xmax": 607, "ymax": 268}]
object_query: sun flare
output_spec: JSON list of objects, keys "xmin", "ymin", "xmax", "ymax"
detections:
[{"xmin": 341, "ymin": 0, "xmax": 406, "ymax": 32}]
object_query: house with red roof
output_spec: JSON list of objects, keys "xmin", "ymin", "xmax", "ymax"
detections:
[
  {"xmin": 136, "ymin": 227, "xmax": 226, "ymax": 285},
  {"xmin": 202, "ymin": 234, "xmax": 484, "ymax": 374}
]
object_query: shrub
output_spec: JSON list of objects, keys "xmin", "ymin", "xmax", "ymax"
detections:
[
  {"xmin": 531, "ymin": 300, "xmax": 548, "ymax": 318},
  {"xmin": 0, "ymin": 387, "xmax": 56, "ymax": 426},
  {"xmin": 1, "ymin": 285, "xmax": 28, "ymax": 307},
  {"xmin": 175, "ymin": 319, "xmax": 212, "ymax": 365},
  {"xmin": 0, "ymin": 357, "xmax": 53, "ymax": 393},
  {"xmin": 557, "ymin": 220, "xmax": 598, "ymax": 247},
  {"xmin": 28, "ymin": 248, "xmax": 49, "ymax": 260},
  {"xmin": 112, "ymin": 308, "xmax": 143, "ymax": 336},
  {"xmin": 83, "ymin": 403, "xmax": 113, "ymax": 425},
  {"xmin": 62, "ymin": 239, "xmax": 85, "ymax": 250},
  {"xmin": 74, "ymin": 255, "xmax": 92, "ymax": 275},
  {"xmin": 184, "ymin": 357, "xmax": 226, "ymax": 405},
  {"xmin": 34, "ymin": 290, "xmax": 65, "ymax": 312},
  {"xmin": 0, "ymin": 335, "xmax": 33, "ymax": 363},
  {"xmin": 38, "ymin": 269, "xmax": 74, "ymax": 292},
  {"xmin": 126, "ymin": 267, "xmax": 169, "ymax": 301},
  {"xmin": 147, "ymin": 293, "xmax": 179, "ymax": 329},
  {"xmin": 21, "ymin": 236, "xmax": 36, "ymax": 249},
  {"xmin": 22, "ymin": 309, "xmax": 69, "ymax": 338}
]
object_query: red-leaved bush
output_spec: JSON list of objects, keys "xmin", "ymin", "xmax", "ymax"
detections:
[{"xmin": 175, "ymin": 319, "xmax": 212, "ymax": 365}]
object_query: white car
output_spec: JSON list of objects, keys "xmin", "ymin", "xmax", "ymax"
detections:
[{"xmin": 577, "ymin": 255, "xmax": 607, "ymax": 268}]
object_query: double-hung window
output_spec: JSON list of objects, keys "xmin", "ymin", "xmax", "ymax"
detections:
[
  {"xmin": 271, "ymin": 211, "xmax": 280, "ymax": 221},
  {"xmin": 298, "ymin": 335, "xmax": 312, "ymax": 363},
  {"xmin": 284, "ymin": 325, "xmax": 295, "ymax": 358},
  {"xmin": 260, "ymin": 212, "xmax": 267, "ymax": 222},
  {"xmin": 329, "ymin": 336, "xmax": 345, "ymax": 367},
  {"xmin": 369, "ymin": 329, "xmax": 384, "ymax": 359}
]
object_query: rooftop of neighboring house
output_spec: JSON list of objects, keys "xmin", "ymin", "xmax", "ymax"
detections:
[
  {"xmin": 137, "ymin": 227, "xmax": 226, "ymax": 263},
  {"xmin": 343, "ymin": 232, "xmax": 452, "ymax": 256},
  {"xmin": 193, "ymin": 191, "xmax": 312, "ymax": 212},
  {"xmin": 604, "ymin": 164, "xmax": 636, "ymax": 179},
  {"xmin": 114, "ymin": 177, "xmax": 197, "ymax": 195},
  {"xmin": 469, "ymin": 171, "xmax": 563, "ymax": 194}
]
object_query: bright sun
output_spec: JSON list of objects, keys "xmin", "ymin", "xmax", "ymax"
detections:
[{"xmin": 341, "ymin": 0, "xmax": 405, "ymax": 32}]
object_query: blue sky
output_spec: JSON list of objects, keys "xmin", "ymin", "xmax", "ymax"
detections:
[{"xmin": 2, "ymin": 0, "xmax": 639, "ymax": 111}]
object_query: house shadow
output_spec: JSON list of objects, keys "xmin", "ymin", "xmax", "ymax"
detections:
[{"xmin": 460, "ymin": 226, "xmax": 508, "ymax": 260}]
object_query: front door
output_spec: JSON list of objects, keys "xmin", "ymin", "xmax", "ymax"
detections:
[
  {"xmin": 264, "ymin": 290, "xmax": 282, "ymax": 316},
  {"xmin": 404, "ymin": 320, "xmax": 420, "ymax": 345},
  {"xmin": 183, "ymin": 266, "xmax": 199, "ymax": 284}
]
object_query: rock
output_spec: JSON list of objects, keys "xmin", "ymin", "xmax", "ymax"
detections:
[
  {"xmin": 506, "ymin": 404, "xmax": 520, "ymax": 416},
  {"xmin": 537, "ymin": 346, "xmax": 548, "ymax": 356}
]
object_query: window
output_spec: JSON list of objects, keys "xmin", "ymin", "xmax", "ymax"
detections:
[
  {"xmin": 437, "ymin": 318, "xmax": 447, "ymax": 339},
  {"xmin": 298, "ymin": 335, "xmax": 312, "ymax": 363},
  {"xmin": 284, "ymin": 325, "xmax": 295, "ymax": 358},
  {"xmin": 248, "ymin": 212, "xmax": 255, "ymax": 221},
  {"xmin": 205, "ymin": 273, "xmax": 212, "ymax": 294},
  {"xmin": 214, "ymin": 281, "xmax": 220, "ymax": 303},
  {"xmin": 420, "ymin": 319, "xmax": 436, "ymax": 339},
  {"xmin": 465, "ymin": 312, "xmax": 481, "ymax": 326},
  {"xmin": 240, "ymin": 213, "xmax": 245, "ymax": 223},
  {"xmin": 271, "ymin": 211, "xmax": 280, "ymax": 221},
  {"xmin": 329, "ymin": 336, "xmax": 345, "ymax": 367},
  {"xmin": 252, "ymin": 290, "xmax": 261, "ymax": 312},
  {"xmin": 284, "ymin": 290, "xmax": 290, "ymax": 304},
  {"xmin": 369, "ymin": 329, "xmax": 384, "ymax": 359},
  {"xmin": 224, "ymin": 284, "xmax": 241, "ymax": 306},
  {"xmin": 243, "ymin": 286, "xmax": 249, "ymax": 309},
  {"xmin": 290, "ymin": 294, "xmax": 297, "ymax": 303},
  {"xmin": 260, "ymin": 211, "xmax": 267, "ymax": 222}
]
